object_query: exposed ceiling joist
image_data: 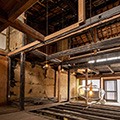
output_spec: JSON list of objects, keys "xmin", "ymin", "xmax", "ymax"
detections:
[
  {"xmin": 7, "ymin": 6, "xmax": 120, "ymax": 57},
  {"xmin": 0, "ymin": 0, "xmax": 38, "ymax": 32},
  {"xmin": 63, "ymin": 0, "xmax": 77, "ymax": 15},
  {"xmin": 70, "ymin": 59, "xmax": 120, "ymax": 70},
  {"xmin": 46, "ymin": 36, "xmax": 120, "ymax": 60},
  {"xmin": 8, "ymin": 0, "xmax": 38, "ymax": 21}
]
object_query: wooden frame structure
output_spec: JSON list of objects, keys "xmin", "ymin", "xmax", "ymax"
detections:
[{"xmin": 44, "ymin": 0, "xmax": 85, "ymax": 41}]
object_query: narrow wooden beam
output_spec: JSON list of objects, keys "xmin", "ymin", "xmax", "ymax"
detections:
[
  {"xmin": 0, "ymin": 13, "xmax": 44, "ymax": 42},
  {"xmin": 67, "ymin": 69, "xmax": 70, "ymax": 101},
  {"xmin": 78, "ymin": 0, "xmax": 85, "ymax": 22},
  {"xmin": 58, "ymin": 65, "xmax": 61, "ymax": 102},
  {"xmin": 8, "ymin": 0, "xmax": 38, "ymax": 21},
  {"xmin": 85, "ymin": 68, "xmax": 88, "ymax": 105},
  {"xmin": 19, "ymin": 52, "xmax": 25, "ymax": 110},
  {"xmin": 71, "ymin": 59, "xmax": 120, "ymax": 70},
  {"xmin": 107, "ymin": 65, "xmax": 114, "ymax": 74},
  {"xmin": 46, "ymin": 36, "xmax": 120, "ymax": 60}
]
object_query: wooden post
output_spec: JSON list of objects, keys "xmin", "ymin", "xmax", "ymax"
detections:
[
  {"xmin": 58, "ymin": 65, "xmax": 61, "ymax": 102},
  {"xmin": 67, "ymin": 69, "xmax": 70, "ymax": 101},
  {"xmin": 7, "ymin": 57, "xmax": 11, "ymax": 105},
  {"xmin": 78, "ymin": 0, "xmax": 85, "ymax": 23},
  {"xmin": 85, "ymin": 68, "xmax": 88, "ymax": 105},
  {"xmin": 19, "ymin": 52, "xmax": 25, "ymax": 110},
  {"xmin": 54, "ymin": 69, "xmax": 57, "ymax": 97}
]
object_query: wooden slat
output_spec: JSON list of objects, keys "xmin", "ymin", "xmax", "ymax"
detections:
[
  {"xmin": 51, "ymin": 106, "xmax": 120, "ymax": 119},
  {"xmin": 39, "ymin": 109, "xmax": 86, "ymax": 120},
  {"xmin": 61, "ymin": 104, "xmax": 120, "ymax": 116},
  {"xmin": 46, "ymin": 107, "xmax": 114, "ymax": 120},
  {"xmin": 70, "ymin": 103, "xmax": 120, "ymax": 112}
]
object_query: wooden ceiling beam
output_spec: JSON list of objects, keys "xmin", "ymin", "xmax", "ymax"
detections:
[
  {"xmin": 0, "ymin": 15, "xmax": 45, "ymax": 42},
  {"xmin": 7, "ymin": 6, "xmax": 120, "ymax": 57},
  {"xmin": 46, "ymin": 36, "xmax": 120, "ymax": 60},
  {"xmin": 0, "ymin": 0, "xmax": 38, "ymax": 32},
  {"xmin": 63, "ymin": 0, "xmax": 77, "ymax": 15},
  {"xmin": 8, "ymin": 0, "xmax": 38, "ymax": 21},
  {"xmin": 63, "ymin": 47, "xmax": 120, "ymax": 65}
]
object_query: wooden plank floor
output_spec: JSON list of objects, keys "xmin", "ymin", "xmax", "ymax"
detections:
[{"xmin": 30, "ymin": 103, "xmax": 120, "ymax": 120}]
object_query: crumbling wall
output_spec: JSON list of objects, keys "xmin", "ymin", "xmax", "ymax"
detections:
[
  {"xmin": 10, "ymin": 61, "xmax": 77, "ymax": 101},
  {"xmin": 10, "ymin": 61, "xmax": 55, "ymax": 100},
  {"xmin": 9, "ymin": 15, "xmax": 24, "ymax": 51}
]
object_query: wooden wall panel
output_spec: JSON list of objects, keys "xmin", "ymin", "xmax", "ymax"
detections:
[{"xmin": 0, "ymin": 56, "xmax": 8, "ymax": 105}]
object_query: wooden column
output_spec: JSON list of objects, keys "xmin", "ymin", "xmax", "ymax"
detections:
[
  {"xmin": 85, "ymin": 68, "xmax": 88, "ymax": 105},
  {"xmin": 67, "ymin": 69, "xmax": 70, "ymax": 101},
  {"xmin": 78, "ymin": 0, "xmax": 85, "ymax": 23},
  {"xmin": 58, "ymin": 65, "xmax": 61, "ymax": 102},
  {"xmin": 7, "ymin": 57, "xmax": 11, "ymax": 105},
  {"xmin": 54, "ymin": 69, "xmax": 57, "ymax": 97},
  {"xmin": 19, "ymin": 52, "xmax": 25, "ymax": 110}
]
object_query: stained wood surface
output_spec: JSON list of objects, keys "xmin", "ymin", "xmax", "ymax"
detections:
[{"xmin": 0, "ymin": 56, "xmax": 8, "ymax": 105}]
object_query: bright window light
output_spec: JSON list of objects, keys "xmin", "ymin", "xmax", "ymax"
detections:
[
  {"xmin": 88, "ymin": 56, "xmax": 120, "ymax": 64},
  {"xmin": 88, "ymin": 60, "xmax": 95, "ymax": 63},
  {"xmin": 96, "ymin": 58, "xmax": 106, "ymax": 62},
  {"xmin": 107, "ymin": 57, "xmax": 118, "ymax": 61}
]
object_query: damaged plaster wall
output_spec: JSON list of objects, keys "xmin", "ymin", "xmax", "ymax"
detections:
[
  {"xmin": 9, "ymin": 15, "xmax": 24, "ymax": 51},
  {"xmin": 10, "ymin": 61, "xmax": 55, "ymax": 100},
  {"xmin": 10, "ymin": 60, "xmax": 77, "ymax": 100}
]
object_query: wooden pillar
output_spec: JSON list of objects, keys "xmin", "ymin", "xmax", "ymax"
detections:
[
  {"xmin": 19, "ymin": 52, "xmax": 25, "ymax": 110},
  {"xmin": 85, "ymin": 68, "xmax": 88, "ymax": 105},
  {"xmin": 58, "ymin": 65, "xmax": 61, "ymax": 102},
  {"xmin": 78, "ymin": 0, "xmax": 85, "ymax": 23},
  {"xmin": 7, "ymin": 57, "xmax": 11, "ymax": 105},
  {"xmin": 54, "ymin": 69, "xmax": 57, "ymax": 97},
  {"xmin": 67, "ymin": 69, "xmax": 70, "ymax": 101}
]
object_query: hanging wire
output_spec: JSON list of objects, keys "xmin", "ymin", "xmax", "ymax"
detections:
[
  {"xmin": 61, "ymin": 12, "xmax": 64, "ymax": 71},
  {"xmin": 90, "ymin": 0, "xmax": 93, "ymax": 84}
]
